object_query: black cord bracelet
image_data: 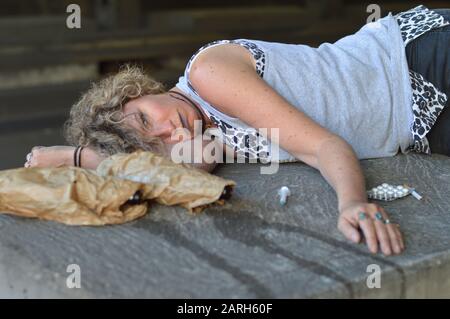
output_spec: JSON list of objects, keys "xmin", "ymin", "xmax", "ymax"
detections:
[
  {"xmin": 78, "ymin": 147, "xmax": 84, "ymax": 168},
  {"xmin": 73, "ymin": 147, "xmax": 79, "ymax": 167},
  {"xmin": 74, "ymin": 146, "xmax": 83, "ymax": 167}
]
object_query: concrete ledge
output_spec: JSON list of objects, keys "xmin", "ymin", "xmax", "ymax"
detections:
[{"xmin": 0, "ymin": 153, "xmax": 449, "ymax": 298}]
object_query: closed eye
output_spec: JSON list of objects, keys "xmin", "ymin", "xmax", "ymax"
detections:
[{"xmin": 139, "ymin": 112, "xmax": 150, "ymax": 130}]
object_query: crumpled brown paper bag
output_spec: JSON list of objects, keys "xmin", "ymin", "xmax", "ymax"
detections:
[
  {"xmin": 0, "ymin": 167, "xmax": 148, "ymax": 226},
  {"xmin": 96, "ymin": 151, "xmax": 236, "ymax": 212},
  {"xmin": 0, "ymin": 151, "xmax": 235, "ymax": 226}
]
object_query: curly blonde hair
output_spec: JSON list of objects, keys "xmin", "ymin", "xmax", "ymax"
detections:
[{"xmin": 64, "ymin": 64, "xmax": 167, "ymax": 156}]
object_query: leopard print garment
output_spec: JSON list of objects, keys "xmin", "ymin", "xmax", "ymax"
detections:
[
  {"xmin": 395, "ymin": 5, "xmax": 450, "ymax": 154},
  {"xmin": 209, "ymin": 114, "xmax": 270, "ymax": 162}
]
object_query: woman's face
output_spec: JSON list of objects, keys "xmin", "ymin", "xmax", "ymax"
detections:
[{"xmin": 122, "ymin": 93, "xmax": 199, "ymax": 144}]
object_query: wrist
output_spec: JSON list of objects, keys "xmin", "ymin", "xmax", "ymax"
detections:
[
  {"xmin": 338, "ymin": 196, "xmax": 368, "ymax": 213},
  {"xmin": 73, "ymin": 146, "xmax": 84, "ymax": 167},
  {"xmin": 64, "ymin": 146, "xmax": 77, "ymax": 166},
  {"xmin": 80, "ymin": 147, "xmax": 106, "ymax": 170}
]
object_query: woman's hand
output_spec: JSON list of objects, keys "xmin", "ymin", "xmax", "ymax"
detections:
[
  {"xmin": 24, "ymin": 145, "xmax": 76, "ymax": 168},
  {"xmin": 337, "ymin": 201, "xmax": 405, "ymax": 255}
]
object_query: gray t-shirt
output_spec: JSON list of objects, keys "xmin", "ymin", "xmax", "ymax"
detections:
[{"xmin": 176, "ymin": 12, "xmax": 414, "ymax": 162}]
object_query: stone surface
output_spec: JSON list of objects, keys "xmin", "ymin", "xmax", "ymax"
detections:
[{"xmin": 0, "ymin": 153, "xmax": 450, "ymax": 298}]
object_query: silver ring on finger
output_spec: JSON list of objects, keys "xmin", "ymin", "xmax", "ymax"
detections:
[{"xmin": 386, "ymin": 220, "xmax": 400, "ymax": 228}]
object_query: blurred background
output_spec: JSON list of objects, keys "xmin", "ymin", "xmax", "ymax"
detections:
[{"xmin": 0, "ymin": 0, "xmax": 447, "ymax": 169}]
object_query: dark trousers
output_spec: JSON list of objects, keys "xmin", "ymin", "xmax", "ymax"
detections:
[{"xmin": 405, "ymin": 8, "xmax": 450, "ymax": 156}]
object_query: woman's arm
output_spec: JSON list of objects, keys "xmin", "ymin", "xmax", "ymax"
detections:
[
  {"xmin": 316, "ymin": 137, "xmax": 367, "ymax": 211},
  {"xmin": 189, "ymin": 46, "xmax": 404, "ymax": 255},
  {"xmin": 25, "ymin": 145, "xmax": 106, "ymax": 170},
  {"xmin": 26, "ymin": 144, "xmax": 218, "ymax": 173}
]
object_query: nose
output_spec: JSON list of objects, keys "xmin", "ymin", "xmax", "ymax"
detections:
[{"xmin": 151, "ymin": 120, "xmax": 175, "ymax": 137}]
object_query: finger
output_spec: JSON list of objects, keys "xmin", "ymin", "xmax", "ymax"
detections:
[
  {"xmin": 377, "ymin": 207, "xmax": 402, "ymax": 254},
  {"xmin": 358, "ymin": 214, "xmax": 378, "ymax": 254},
  {"xmin": 338, "ymin": 218, "xmax": 361, "ymax": 243},
  {"xmin": 393, "ymin": 225, "xmax": 405, "ymax": 250},
  {"xmin": 28, "ymin": 157, "xmax": 37, "ymax": 167},
  {"xmin": 386, "ymin": 224, "xmax": 402, "ymax": 254},
  {"xmin": 373, "ymin": 212, "xmax": 392, "ymax": 256},
  {"xmin": 24, "ymin": 161, "xmax": 30, "ymax": 168}
]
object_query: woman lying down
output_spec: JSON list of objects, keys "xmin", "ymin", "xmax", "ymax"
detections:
[{"xmin": 25, "ymin": 5, "xmax": 450, "ymax": 256}]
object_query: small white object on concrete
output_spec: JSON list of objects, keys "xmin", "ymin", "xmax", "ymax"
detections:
[
  {"xmin": 403, "ymin": 184, "xmax": 423, "ymax": 201},
  {"xmin": 410, "ymin": 189, "xmax": 423, "ymax": 200},
  {"xmin": 278, "ymin": 186, "xmax": 291, "ymax": 206}
]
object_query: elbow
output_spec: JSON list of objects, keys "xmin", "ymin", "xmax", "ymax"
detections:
[
  {"xmin": 317, "ymin": 135, "xmax": 347, "ymax": 155},
  {"xmin": 315, "ymin": 135, "xmax": 356, "ymax": 163},
  {"xmin": 297, "ymin": 135, "xmax": 347, "ymax": 169}
]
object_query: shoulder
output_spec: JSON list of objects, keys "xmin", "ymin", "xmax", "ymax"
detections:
[
  {"xmin": 190, "ymin": 42, "xmax": 256, "ymax": 78},
  {"xmin": 188, "ymin": 43, "xmax": 258, "ymax": 111}
]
